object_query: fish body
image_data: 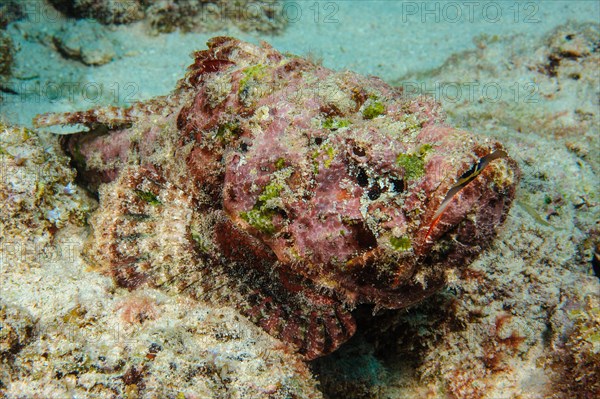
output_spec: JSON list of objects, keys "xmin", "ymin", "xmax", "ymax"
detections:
[{"xmin": 35, "ymin": 37, "xmax": 519, "ymax": 359}]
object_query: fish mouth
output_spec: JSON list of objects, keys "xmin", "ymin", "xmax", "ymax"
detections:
[
  {"xmin": 430, "ymin": 150, "xmax": 508, "ymax": 227},
  {"xmin": 416, "ymin": 148, "xmax": 518, "ymax": 259}
]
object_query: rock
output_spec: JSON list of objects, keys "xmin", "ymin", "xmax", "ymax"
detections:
[
  {"xmin": 53, "ymin": 20, "xmax": 116, "ymax": 66},
  {"xmin": 0, "ymin": 30, "xmax": 13, "ymax": 81},
  {"xmin": 47, "ymin": 0, "xmax": 288, "ymax": 34}
]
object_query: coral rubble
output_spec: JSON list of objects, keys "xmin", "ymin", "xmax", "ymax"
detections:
[
  {"xmin": 47, "ymin": 0, "xmax": 288, "ymax": 34},
  {"xmin": 35, "ymin": 37, "xmax": 519, "ymax": 361},
  {"xmin": 0, "ymin": 122, "xmax": 93, "ymax": 236}
]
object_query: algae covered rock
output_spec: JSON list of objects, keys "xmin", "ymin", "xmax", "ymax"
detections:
[
  {"xmin": 0, "ymin": 122, "xmax": 93, "ymax": 238},
  {"xmin": 47, "ymin": 0, "xmax": 288, "ymax": 34},
  {"xmin": 47, "ymin": 0, "xmax": 145, "ymax": 24},
  {"xmin": 35, "ymin": 37, "xmax": 519, "ymax": 360}
]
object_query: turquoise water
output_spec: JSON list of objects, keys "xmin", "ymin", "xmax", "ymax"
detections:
[{"xmin": 1, "ymin": 1, "xmax": 598, "ymax": 125}]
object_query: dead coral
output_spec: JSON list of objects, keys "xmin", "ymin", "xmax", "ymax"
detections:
[
  {"xmin": 52, "ymin": 19, "xmax": 117, "ymax": 66},
  {"xmin": 47, "ymin": 0, "xmax": 288, "ymax": 34},
  {"xmin": 0, "ymin": 122, "xmax": 94, "ymax": 241},
  {"xmin": 47, "ymin": 0, "xmax": 145, "ymax": 24},
  {"xmin": 145, "ymin": 0, "xmax": 288, "ymax": 34}
]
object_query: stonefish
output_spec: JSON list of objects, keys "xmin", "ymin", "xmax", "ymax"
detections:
[{"xmin": 35, "ymin": 37, "xmax": 519, "ymax": 360}]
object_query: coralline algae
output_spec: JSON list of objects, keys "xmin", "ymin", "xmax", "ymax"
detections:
[{"xmin": 35, "ymin": 37, "xmax": 519, "ymax": 360}]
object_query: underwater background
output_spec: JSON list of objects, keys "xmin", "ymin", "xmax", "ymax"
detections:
[{"xmin": 0, "ymin": 1, "xmax": 599, "ymax": 398}]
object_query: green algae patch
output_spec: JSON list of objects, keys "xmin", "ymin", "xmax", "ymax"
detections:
[
  {"xmin": 216, "ymin": 121, "xmax": 242, "ymax": 141},
  {"xmin": 362, "ymin": 99, "xmax": 385, "ymax": 120},
  {"xmin": 311, "ymin": 144, "xmax": 336, "ymax": 174},
  {"xmin": 396, "ymin": 144, "xmax": 433, "ymax": 180},
  {"xmin": 258, "ymin": 180, "xmax": 283, "ymax": 203},
  {"xmin": 418, "ymin": 144, "xmax": 433, "ymax": 156},
  {"xmin": 396, "ymin": 153, "xmax": 424, "ymax": 180},
  {"xmin": 240, "ymin": 208, "xmax": 276, "ymax": 235},
  {"xmin": 322, "ymin": 117, "xmax": 352, "ymax": 130},
  {"xmin": 274, "ymin": 157, "xmax": 286, "ymax": 170},
  {"xmin": 134, "ymin": 189, "xmax": 162, "ymax": 206},
  {"xmin": 241, "ymin": 180, "xmax": 284, "ymax": 235},
  {"xmin": 390, "ymin": 236, "xmax": 412, "ymax": 251},
  {"xmin": 191, "ymin": 231, "xmax": 209, "ymax": 253},
  {"xmin": 323, "ymin": 145, "xmax": 335, "ymax": 168},
  {"xmin": 239, "ymin": 64, "xmax": 267, "ymax": 93}
]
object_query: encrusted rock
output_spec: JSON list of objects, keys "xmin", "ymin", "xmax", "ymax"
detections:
[
  {"xmin": 0, "ymin": 31, "xmax": 14, "ymax": 82},
  {"xmin": 53, "ymin": 20, "xmax": 116, "ymax": 66},
  {"xmin": 47, "ymin": 0, "xmax": 287, "ymax": 34}
]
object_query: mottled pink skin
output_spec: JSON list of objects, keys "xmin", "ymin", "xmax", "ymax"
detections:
[
  {"xmin": 212, "ymin": 60, "xmax": 508, "ymax": 304},
  {"xmin": 62, "ymin": 128, "xmax": 132, "ymax": 186},
  {"xmin": 286, "ymin": 160, "xmax": 365, "ymax": 266}
]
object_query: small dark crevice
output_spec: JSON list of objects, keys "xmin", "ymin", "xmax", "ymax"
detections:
[
  {"xmin": 367, "ymin": 185, "xmax": 381, "ymax": 200},
  {"xmin": 354, "ymin": 223, "xmax": 377, "ymax": 251},
  {"xmin": 592, "ymin": 245, "xmax": 600, "ymax": 279},
  {"xmin": 355, "ymin": 168, "xmax": 369, "ymax": 187},
  {"xmin": 390, "ymin": 178, "xmax": 404, "ymax": 193}
]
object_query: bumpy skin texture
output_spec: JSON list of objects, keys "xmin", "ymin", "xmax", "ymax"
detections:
[{"xmin": 35, "ymin": 37, "xmax": 519, "ymax": 360}]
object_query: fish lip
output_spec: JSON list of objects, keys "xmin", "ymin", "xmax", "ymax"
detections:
[{"xmin": 415, "ymin": 148, "xmax": 512, "ymax": 256}]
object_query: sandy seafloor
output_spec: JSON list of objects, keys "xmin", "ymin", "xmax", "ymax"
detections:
[
  {"xmin": 1, "ymin": 1, "xmax": 599, "ymax": 399},
  {"xmin": 2, "ymin": 0, "xmax": 599, "ymax": 125}
]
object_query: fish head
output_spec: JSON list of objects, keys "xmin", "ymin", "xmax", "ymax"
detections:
[{"xmin": 223, "ymin": 116, "xmax": 519, "ymax": 309}]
